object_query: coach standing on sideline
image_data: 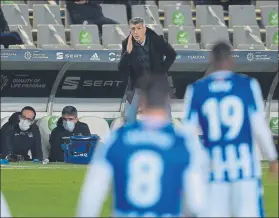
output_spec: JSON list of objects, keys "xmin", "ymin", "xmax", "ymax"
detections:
[{"xmin": 118, "ymin": 17, "xmax": 177, "ymax": 124}]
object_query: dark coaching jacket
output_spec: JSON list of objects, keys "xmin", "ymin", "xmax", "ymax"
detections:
[
  {"xmin": 118, "ymin": 27, "xmax": 177, "ymax": 90},
  {"xmin": 49, "ymin": 117, "xmax": 91, "ymax": 162},
  {"xmin": 0, "ymin": 112, "xmax": 43, "ymax": 160}
]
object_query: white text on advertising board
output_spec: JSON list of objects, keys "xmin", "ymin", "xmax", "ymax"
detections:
[
  {"xmin": 108, "ymin": 52, "xmax": 121, "ymax": 61},
  {"xmin": 65, "ymin": 54, "xmax": 82, "ymax": 59},
  {"xmin": 11, "ymin": 78, "xmax": 46, "ymax": 89},
  {"xmin": 24, "ymin": 51, "xmax": 49, "ymax": 60},
  {"xmin": 187, "ymin": 55, "xmax": 206, "ymax": 60},
  {"xmin": 1, "ymin": 52, "xmax": 17, "ymax": 59},
  {"xmin": 62, "ymin": 77, "xmax": 123, "ymax": 90},
  {"xmin": 246, "ymin": 52, "xmax": 271, "ymax": 62},
  {"xmin": 83, "ymin": 80, "xmax": 123, "ymax": 87},
  {"xmin": 56, "ymin": 52, "xmax": 82, "ymax": 60},
  {"xmin": 74, "ymin": 153, "xmax": 88, "ymax": 157},
  {"xmin": 232, "ymin": 54, "xmax": 240, "ymax": 59}
]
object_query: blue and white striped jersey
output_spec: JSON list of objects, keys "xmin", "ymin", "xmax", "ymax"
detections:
[
  {"xmin": 183, "ymin": 71, "xmax": 277, "ymax": 183},
  {"xmin": 77, "ymin": 118, "xmax": 206, "ymax": 217}
]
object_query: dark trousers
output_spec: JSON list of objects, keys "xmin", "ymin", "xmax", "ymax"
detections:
[
  {"xmin": 66, "ymin": 2, "xmax": 119, "ymax": 34},
  {"xmin": 87, "ymin": 17, "xmax": 118, "ymax": 43},
  {"xmin": 87, "ymin": 17, "xmax": 118, "ymax": 33}
]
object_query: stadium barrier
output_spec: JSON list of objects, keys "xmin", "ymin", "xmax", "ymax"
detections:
[{"xmin": 1, "ymin": 49, "xmax": 278, "ymax": 118}]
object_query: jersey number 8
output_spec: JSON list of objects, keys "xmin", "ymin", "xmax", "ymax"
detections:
[
  {"xmin": 202, "ymin": 96, "xmax": 244, "ymax": 141},
  {"xmin": 127, "ymin": 151, "xmax": 163, "ymax": 208}
]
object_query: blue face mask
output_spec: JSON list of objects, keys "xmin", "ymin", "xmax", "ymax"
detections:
[{"xmin": 63, "ymin": 120, "xmax": 75, "ymax": 132}]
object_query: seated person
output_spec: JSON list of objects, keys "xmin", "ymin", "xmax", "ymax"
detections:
[
  {"xmin": 0, "ymin": 106, "xmax": 43, "ymax": 161},
  {"xmin": 66, "ymin": 0, "xmax": 118, "ymax": 35},
  {"xmin": 49, "ymin": 106, "xmax": 91, "ymax": 162},
  {"xmin": 194, "ymin": 0, "xmax": 252, "ymax": 11}
]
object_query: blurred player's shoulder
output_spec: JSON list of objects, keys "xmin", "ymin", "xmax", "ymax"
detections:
[
  {"xmin": 191, "ymin": 72, "xmax": 256, "ymax": 90},
  {"xmin": 188, "ymin": 71, "xmax": 223, "ymax": 90},
  {"xmin": 173, "ymin": 124, "xmax": 194, "ymax": 138},
  {"xmin": 173, "ymin": 124, "xmax": 201, "ymax": 148},
  {"xmin": 230, "ymin": 73, "xmax": 260, "ymax": 93},
  {"xmin": 110, "ymin": 121, "xmax": 138, "ymax": 136},
  {"xmin": 99, "ymin": 125, "xmax": 127, "ymax": 151},
  {"xmin": 173, "ymin": 124, "xmax": 208, "ymax": 166},
  {"xmin": 190, "ymin": 74, "xmax": 210, "ymax": 88},
  {"xmin": 103, "ymin": 121, "xmax": 139, "ymax": 145},
  {"xmin": 232, "ymin": 72, "xmax": 255, "ymax": 83}
]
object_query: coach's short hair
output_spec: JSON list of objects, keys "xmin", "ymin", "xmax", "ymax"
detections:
[
  {"xmin": 139, "ymin": 75, "xmax": 170, "ymax": 109},
  {"xmin": 211, "ymin": 41, "xmax": 232, "ymax": 63},
  {"xmin": 129, "ymin": 17, "xmax": 145, "ymax": 26},
  {"xmin": 62, "ymin": 106, "xmax": 78, "ymax": 117}
]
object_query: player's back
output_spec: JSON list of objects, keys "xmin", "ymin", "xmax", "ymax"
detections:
[
  {"xmin": 108, "ymin": 121, "xmax": 196, "ymax": 217},
  {"xmin": 185, "ymin": 71, "xmax": 262, "ymax": 182},
  {"xmin": 77, "ymin": 75, "xmax": 208, "ymax": 218},
  {"xmin": 184, "ymin": 71, "xmax": 268, "ymax": 217}
]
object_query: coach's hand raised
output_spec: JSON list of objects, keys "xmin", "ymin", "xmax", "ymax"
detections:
[{"xmin": 127, "ymin": 34, "xmax": 133, "ymax": 54}]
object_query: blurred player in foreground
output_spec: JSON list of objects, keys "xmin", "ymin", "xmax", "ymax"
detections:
[
  {"xmin": 77, "ymin": 75, "xmax": 207, "ymax": 217},
  {"xmin": 183, "ymin": 42, "xmax": 278, "ymax": 217},
  {"xmin": 1, "ymin": 192, "xmax": 12, "ymax": 217}
]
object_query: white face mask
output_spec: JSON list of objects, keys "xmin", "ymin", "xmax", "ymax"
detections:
[
  {"xmin": 63, "ymin": 120, "xmax": 75, "ymax": 132},
  {"xmin": 19, "ymin": 119, "xmax": 31, "ymax": 131}
]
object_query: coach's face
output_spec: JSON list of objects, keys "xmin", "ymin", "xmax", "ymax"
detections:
[
  {"xmin": 62, "ymin": 114, "xmax": 78, "ymax": 124},
  {"xmin": 130, "ymin": 23, "xmax": 146, "ymax": 43}
]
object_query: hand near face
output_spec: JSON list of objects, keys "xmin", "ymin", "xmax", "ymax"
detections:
[{"xmin": 127, "ymin": 34, "xmax": 133, "ymax": 54}]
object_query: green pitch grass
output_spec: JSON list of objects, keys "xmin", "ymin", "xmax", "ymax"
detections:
[{"xmin": 1, "ymin": 162, "xmax": 278, "ymax": 217}]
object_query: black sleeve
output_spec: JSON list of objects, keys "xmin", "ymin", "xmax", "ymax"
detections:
[
  {"xmin": 49, "ymin": 128, "xmax": 57, "ymax": 162},
  {"xmin": 82, "ymin": 124, "xmax": 91, "ymax": 136},
  {"xmin": 31, "ymin": 125, "xmax": 43, "ymax": 160},
  {"xmin": 49, "ymin": 127, "xmax": 65, "ymax": 162},
  {"xmin": 0, "ymin": 124, "xmax": 15, "ymax": 157},
  {"xmin": 118, "ymin": 39, "xmax": 131, "ymax": 73},
  {"xmin": 159, "ymin": 35, "xmax": 177, "ymax": 73}
]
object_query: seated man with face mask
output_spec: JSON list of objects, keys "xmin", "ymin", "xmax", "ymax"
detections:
[
  {"xmin": 49, "ymin": 106, "xmax": 91, "ymax": 162},
  {"xmin": 0, "ymin": 106, "xmax": 43, "ymax": 161}
]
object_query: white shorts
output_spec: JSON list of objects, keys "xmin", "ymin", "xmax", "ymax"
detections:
[{"xmin": 199, "ymin": 179, "xmax": 265, "ymax": 217}]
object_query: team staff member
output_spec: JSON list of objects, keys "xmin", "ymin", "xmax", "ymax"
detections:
[
  {"xmin": 194, "ymin": 0, "xmax": 252, "ymax": 11},
  {"xmin": 118, "ymin": 17, "xmax": 177, "ymax": 124},
  {"xmin": 0, "ymin": 106, "xmax": 43, "ymax": 161},
  {"xmin": 49, "ymin": 106, "xmax": 91, "ymax": 162},
  {"xmin": 66, "ymin": 0, "xmax": 118, "ymax": 35}
]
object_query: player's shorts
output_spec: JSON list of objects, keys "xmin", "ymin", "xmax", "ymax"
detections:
[{"xmin": 199, "ymin": 179, "xmax": 265, "ymax": 217}]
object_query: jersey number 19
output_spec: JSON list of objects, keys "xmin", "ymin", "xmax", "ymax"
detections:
[
  {"xmin": 202, "ymin": 96, "xmax": 254, "ymax": 181},
  {"xmin": 202, "ymin": 96, "xmax": 244, "ymax": 141}
]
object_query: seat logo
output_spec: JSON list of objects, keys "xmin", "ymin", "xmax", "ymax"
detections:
[{"xmin": 61, "ymin": 77, "xmax": 80, "ymax": 90}]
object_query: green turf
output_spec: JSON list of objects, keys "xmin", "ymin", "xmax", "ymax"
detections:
[{"xmin": 1, "ymin": 163, "xmax": 278, "ymax": 217}]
